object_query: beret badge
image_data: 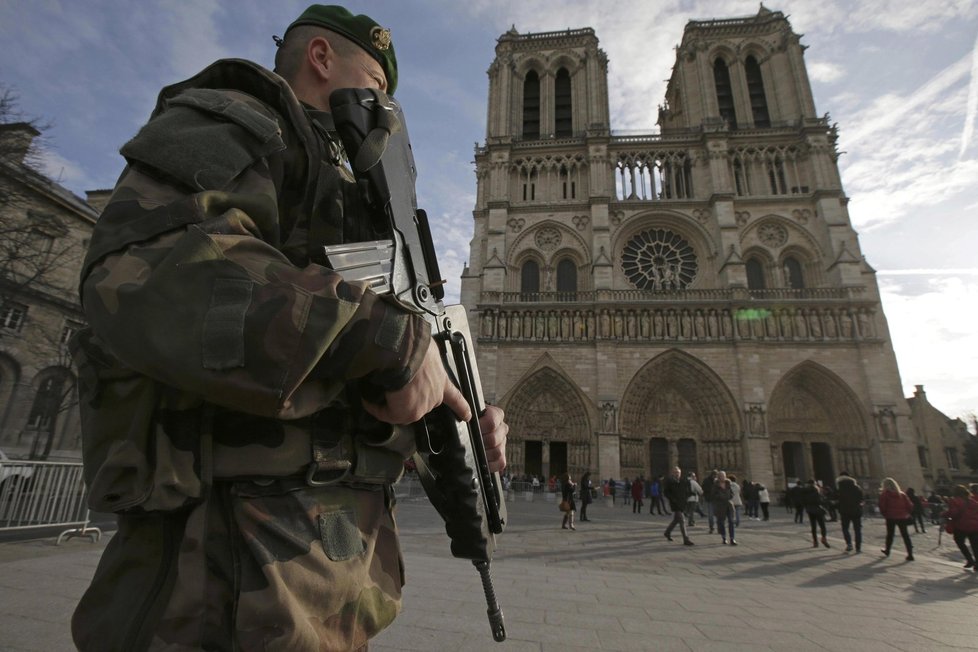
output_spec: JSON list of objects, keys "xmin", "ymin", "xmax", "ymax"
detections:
[{"xmin": 371, "ymin": 26, "xmax": 392, "ymax": 51}]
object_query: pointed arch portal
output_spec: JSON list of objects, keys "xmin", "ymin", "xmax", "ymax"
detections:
[
  {"xmin": 505, "ymin": 367, "xmax": 591, "ymax": 480},
  {"xmin": 768, "ymin": 362, "xmax": 870, "ymax": 486},
  {"xmin": 620, "ymin": 350, "xmax": 741, "ymax": 480}
]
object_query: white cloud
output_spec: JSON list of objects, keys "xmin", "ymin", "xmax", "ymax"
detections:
[
  {"xmin": 807, "ymin": 61, "xmax": 845, "ymax": 83},
  {"xmin": 961, "ymin": 30, "xmax": 978, "ymax": 157},
  {"xmin": 880, "ymin": 275, "xmax": 978, "ymax": 420}
]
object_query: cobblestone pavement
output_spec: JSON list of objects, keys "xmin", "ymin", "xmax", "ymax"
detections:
[{"xmin": 1, "ymin": 494, "xmax": 976, "ymax": 651}]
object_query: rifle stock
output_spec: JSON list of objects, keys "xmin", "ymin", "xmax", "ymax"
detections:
[{"xmin": 326, "ymin": 88, "xmax": 507, "ymax": 642}]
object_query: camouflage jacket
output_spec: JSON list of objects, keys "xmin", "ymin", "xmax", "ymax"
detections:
[{"xmin": 72, "ymin": 59, "xmax": 423, "ymax": 651}]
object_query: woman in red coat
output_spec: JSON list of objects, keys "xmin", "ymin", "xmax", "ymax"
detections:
[
  {"xmin": 942, "ymin": 484, "xmax": 978, "ymax": 570},
  {"xmin": 878, "ymin": 477, "xmax": 914, "ymax": 561}
]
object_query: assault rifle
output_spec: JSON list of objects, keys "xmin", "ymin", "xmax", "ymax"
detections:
[{"xmin": 326, "ymin": 88, "xmax": 507, "ymax": 643}]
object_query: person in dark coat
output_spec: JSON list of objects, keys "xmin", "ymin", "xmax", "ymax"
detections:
[
  {"xmin": 663, "ymin": 466, "xmax": 694, "ymax": 545},
  {"xmin": 712, "ymin": 471, "xmax": 737, "ymax": 545},
  {"xmin": 906, "ymin": 487, "xmax": 926, "ymax": 533},
  {"xmin": 800, "ymin": 479, "xmax": 830, "ymax": 548},
  {"xmin": 561, "ymin": 473, "xmax": 578, "ymax": 530},
  {"xmin": 579, "ymin": 471, "xmax": 594, "ymax": 522},
  {"xmin": 942, "ymin": 484, "xmax": 978, "ymax": 570},
  {"xmin": 835, "ymin": 472, "xmax": 864, "ymax": 552}
]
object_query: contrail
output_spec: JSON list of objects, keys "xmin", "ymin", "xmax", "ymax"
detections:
[{"xmin": 961, "ymin": 30, "xmax": 978, "ymax": 158}]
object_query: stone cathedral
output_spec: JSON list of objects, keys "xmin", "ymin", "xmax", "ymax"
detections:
[{"xmin": 460, "ymin": 6, "xmax": 925, "ymax": 492}]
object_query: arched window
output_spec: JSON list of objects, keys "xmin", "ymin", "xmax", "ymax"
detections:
[
  {"xmin": 28, "ymin": 375, "xmax": 66, "ymax": 430},
  {"xmin": 713, "ymin": 58, "xmax": 737, "ymax": 129},
  {"xmin": 784, "ymin": 256, "xmax": 805, "ymax": 289},
  {"xmin": 520, "ymin": 260, "xmax": 540, "ymax": 299},
  {"xmin": 556, "ymin": 258, "xmax": 577, "ymax": 300},
  {"xmin": 746, "ymin": 257, "xmax": 766, "ymax": 290},
  {"xmin": 523, "ymin": 71, "xmax": 540, "ymax": 140},
  {"xmin": 745, "ymin": 56, "xmax": 770, "ymax": 128},
  {"xmin": 555, "ymin": 68, "xmax": 572, "ymax": 137}
]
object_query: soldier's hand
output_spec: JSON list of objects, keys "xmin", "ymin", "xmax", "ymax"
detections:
[
  {"xmin": 362, "ymin": 339, "xmax": 471, "ymax": 425},
  {"xmin": 480, "ymin": 405, "xmax": 508, "ymax": 473}
]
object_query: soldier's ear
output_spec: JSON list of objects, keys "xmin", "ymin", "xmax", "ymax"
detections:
[{"xmin": 306, "ymin": 36, "xmax": 333, "ymax": 82}]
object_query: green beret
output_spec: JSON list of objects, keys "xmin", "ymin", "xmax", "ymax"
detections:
[{"xmin": 285, "ymin": 5, "xmax": 397, "ymax": 95}]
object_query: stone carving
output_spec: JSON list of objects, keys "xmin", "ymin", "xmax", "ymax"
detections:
[
  {"xmin": 572, "ymin": 215, "xmax": 589, "ymax": 230},
  {"xmin": 758, "ymin": 222, "xmax": 788, "ymax": 248},
  {"xmin": 601, "ymin": 402, "xmax": 617, "ymax": 432},
  {"xmin": 735, "ymin": 210, "xmax": 751, "ymax": 226},
  {"xmin": 535, "ymin": 226, "xmax": 562, "ymax": 250},
  {"xmin": 507, "ymin": 217, "xmax": 525, "ymax": 233}
]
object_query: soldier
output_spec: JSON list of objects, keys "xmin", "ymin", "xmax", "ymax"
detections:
[{"xmin": 69, "ymin": 5, "xmax": 508, "ymax": 651}]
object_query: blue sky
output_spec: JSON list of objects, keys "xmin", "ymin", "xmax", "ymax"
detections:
[{"xmin": 2, "ymin": 0, "xmax": 977, "ymax": 424}]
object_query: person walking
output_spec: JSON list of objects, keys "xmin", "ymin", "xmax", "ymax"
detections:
[
  {"xmin": 663, "ymin": 467, "xmax": 694, "ymax": 545},
  {"xmin": 878, "ymin": 477, "xmax": 914, "ymax": 561},
  {"xmin": 789, "ymin": 481, "xmax": 806, "ymax": 523},
  {"xmin": 712, "ymin": 471, "xmax": 737, "ymax": 545},
  {"xmin": 800, "ymin": 479, "xmax": 830, "ymax": 548},
  {"xmin": 941, "ymin": 484, "xmax": 978, "ymax": 570},
  {"xmin": 561, "ymin": 473, "xmax": 578, "ymax": 531},
  {"xmin": 579, "ymin": 471, "xmax": 594, "ymax": 522},
  {"xmin": 702, "ymin": 469, "xmax": 718, "ymax": 533},
  {"xmin": 835, "ymin": 471, "xmax": 864, "ymax": 552},
  {"xmin": 757, "ymin": 483, "xmax": 771, "ymax": 521},
  {"xmin": 608, "ymin": 477, "xmax": 617, "ymax": 505},
  {"xmin": 686, "ymin": 472, "xmax": 703, "ymax": 526},
  {"xmin": 729, "ymin": 474, "xmax": 743, "ymax": 527},
  {"xmin": 906, "ymin": 487, "xmax": 926, "ymax": 533},
  {"xmin": 650, "ymin": 476, "xmax": 665, "ymax": 515},
  {"xmin": 632, "ymin": 476, "xmax": 645, "ymax": 514}
]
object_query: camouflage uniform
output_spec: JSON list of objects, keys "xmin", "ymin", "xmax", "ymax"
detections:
[{"xmin": 71, "ymin": 59, "xmax": 427, "ymax": 651}]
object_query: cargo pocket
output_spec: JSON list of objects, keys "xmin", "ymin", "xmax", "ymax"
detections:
[{"xmin": 318, "ymin": 509, "xmax": 366, "ymax": 561}]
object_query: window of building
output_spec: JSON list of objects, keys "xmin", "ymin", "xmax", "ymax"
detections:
[
  {"xmin": 945, "ymin": 447, "xmax": 959, "ymax": 470},
  {"xmin": 61, "ymin": 320, "xmax": 84, "ymax": 347},
  {"xmin": 556, "ymin": 258, "xmax": 577, "ymax": 300},
  {"xmin": 520, "ymin": 260, "xmax": 540, "ymax": 298},
  {"xmin": 621, "ymin": 229, "xmax": 697, "ymax": 291},
  {"xmin": 917, "ymin": 446, "xmax": 929, "ymax": 469},
  {"xmin": 783, "ymin": 256, "xmax": 805, "ymax": 289},
  {"xmin": 746, "ymin": 257, "xmax": 766, "ymax": 290},
  {"xmin": 555, "ymin": 68, "xmax": 572, "ymax": 137},
  {"xmin": 713, "ymin": 58, "xmax": 737, "ymax": 129},
  {"xmin": 745, "ymin": 56, "xmax": 770, "ymax": 128},
  {"xmin": 766, "ymin": 156, "xmax": 787, "ymax": 194},
  {"xmin": 28, "ymin": 375, "xmax": 66, "ymax": 429},
  {"xmin": 0, "ymin": 301, "xmax": 28, "ymax": 331},
  {"xmin": 522, "ymin": 71, "xmax": 540, "ymax": 140}
]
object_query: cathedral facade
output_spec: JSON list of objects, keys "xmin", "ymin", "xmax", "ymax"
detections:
[{"xmin": 461, "ymin": 7, "xmax": 924, "ymax": 493}]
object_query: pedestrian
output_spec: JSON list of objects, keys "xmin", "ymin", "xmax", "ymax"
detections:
[
  {"xmin": 67, "ymin": 6, "xmax": 509, "ymax": 650},
  {"xmin": 650, "ymin": 476, "xmax": 664, "ymax": 515},
  {"xmin": 878, "ymin": 477, "xmax": 914, "ymax": 561},
  {"xmin": 757, "ymin": 483, "xmax": 771, "ymax": 521},
  {"xmin": 686, "ymin": 472, "xmax": 703, "ymax": 526},
  {"xmin": 835, "ymin": 471, "xmax": 864, "ymax": 552},
  {"xmin": 941, "ymin": 484, "xmax": 978, "ymax": 570},
  {"xmin": 729, "ymin": 474, "xmax": 743, "ymax": 527},
  {"xmin": 789, "ymin": 481, "xmax": 805, "ymax": 524},
  {"xmin": 623, "ymin": 477, "xmax": 631, "ymax": 506},
  {"xmin": 561, "ymin": 473, "xmax": 578, "ymax": 531},
  {"xmin": 608, "ymin": 477, "xmax": 617, "ymax": 505},
  {"xmin": 800, "ymin": 479, "xmax": 830, "ymax": 548},
  {"xmin": 822, "ymin": 483, "xmax": 838, "ymax": 521},
  {"xmin": 632, "ymin": 476, "xmax": 645, "ymax": 514},
  {"xmin": 663, "ymin": 466, "xmax": 694, "ymax": 545},
  {"xmin": 712, "ymin": 471, "xmax": 737, "ymax": 545},
  {"xmin": 579, "ymin": 471, "xmax": 594, "ymax": 522},
  {"xmin": 906, "ymin": 487, "xmax": 926, "ymax": 533},
  {"xmin": 702, "ymin": 469, "xmax": 718, "ymax": 533},
  {"xmin": 927, "ymin": 490, "xmax": 943, "ymax": 525}
]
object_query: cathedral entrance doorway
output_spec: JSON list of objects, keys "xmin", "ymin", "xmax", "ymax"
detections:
[
  {"xmin": 649, "ymin": 437, "xmax": 669, "ymax": 478},
  {"xmin": 525, "ymin": 441, "xmax": 542, "ymax": 478},
  {"xmin": 620, "ymin": 350, "xmax": 741, "ymax": 479},
  {"xmin": 504, "ymin": 365, "xmax": 592, "ymax": 480},
  {"xmin": 550, "ymin": 442, "xmax": 568, "ymax": 478},
  {"xmin": 770, "ymin": 362, "xmax": 870, "ymax": 488},
  {"xmin": 810, "ymin": 442, "xmax": 835, "ymax": 486}
]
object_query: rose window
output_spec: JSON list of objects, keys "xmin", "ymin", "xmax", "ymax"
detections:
[{"xmin": 622, "ymin": 229, "xmax": 697, "ymax": 290}]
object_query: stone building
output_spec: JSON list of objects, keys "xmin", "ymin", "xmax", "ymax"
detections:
[
  {"xmin": 0, "ymin": 122, "xmax": 100, "ymax": 460},
  {"xmin": 908, "ymin": 385, "xmax": 976, "ymax": 492},
  {"xmin": 461, "ymin": 7, "xmax": 927, "ymax": 493}
]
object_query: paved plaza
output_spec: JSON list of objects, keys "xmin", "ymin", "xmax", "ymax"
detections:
[{"xmin": 1, "ymin": 493, "xmax": 976, "ymax": 651}]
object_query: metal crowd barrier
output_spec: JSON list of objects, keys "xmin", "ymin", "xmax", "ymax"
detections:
[{"xmin": 0, "ymin": 459, "xmax": 101, "ymax": 544}]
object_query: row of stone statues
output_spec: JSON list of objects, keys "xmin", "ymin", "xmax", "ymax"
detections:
[{"xmin": 480, "ymin": 305, "xmax": 876, "ymax": 342}]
